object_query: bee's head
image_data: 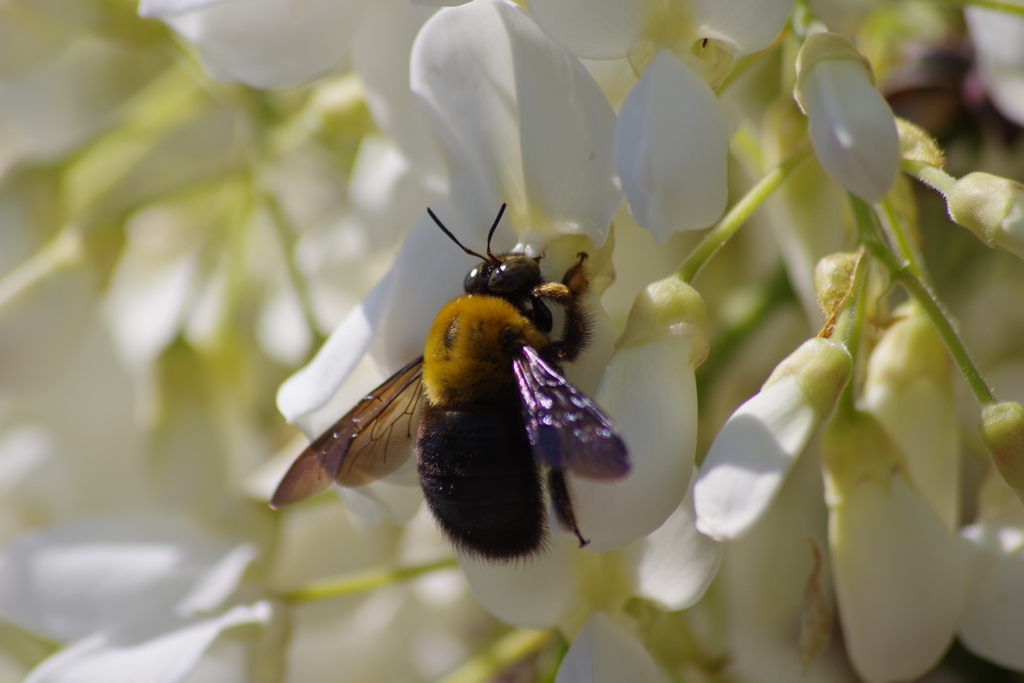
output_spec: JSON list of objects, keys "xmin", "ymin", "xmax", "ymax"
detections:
[
  {"xmin": 427, "ymin": 203, "xmax": 544, "ymax": 297},
  {"xmin": 463, "ymin": 255, "xmax": 542, "ymax": 295}
]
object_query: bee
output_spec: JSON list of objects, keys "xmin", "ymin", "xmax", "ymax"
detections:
[{"xmin": 271, "ymin": 204, "xmax": 629, "ymax": 561}]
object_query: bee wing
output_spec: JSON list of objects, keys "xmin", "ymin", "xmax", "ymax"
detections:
[
  {"xmin": 270, "ymin": 357, "xmax": 425, "ymax": 508},
  {"xmin": 512, "ymin": 345, "xmax": 629, "ymax": 481}
]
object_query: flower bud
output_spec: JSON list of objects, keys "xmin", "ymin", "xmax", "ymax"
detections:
[
  {"xmin": 946, "ymin": 173, "xmax": 1024, "ymax": 261},
  {"xmin": 572, "ymin": 277, "xmax": 706, "ymax": 551},
  {"xmin": 763, "ymin": 338, "xmax": 854, "ymax": 419},
  {"xmin": 615, "ymin": 276, "xmax": 708, "ymax": 364},
  {"xmin": 814, "ymin": 252, "xmax": 861, "ymax": 318},
  {"xmin": 829, "ymin": 473, "xmax": 967, "ymax": 683},
  {"xmin": 794, "ymin": 33, "xmax": 899, "ymax": 202},
  {"xmin": 862, "ymin": 309, "xmax": 959, "ymax": 529},
  {"xmin": 822, "ymin": 408, "xmax": 903, "ymax": 506},
  {"xmin": 694, "ymin": 338, "xmax": 852, "ymax": 541},
  {"xmin": 895, "ymin": 117, "xmax": 945, "ymax": 169},
  {"xmin": 979, "ymin": 401, "xmax": 1024, "ymax": 501}
]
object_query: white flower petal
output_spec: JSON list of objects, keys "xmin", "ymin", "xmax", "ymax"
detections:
[
  {"xmin": 104, "ymin": 203, "xmax": 205, "ymax": 369},
  {"xmin": 691, "ymin": 0, "xmax": 793, "ymax": 54},
  {"xmin": 631, "ymin": 489, "xmax": 721, "ymax": 610},
  {"xmin": 175, "ymin": 544, "xmax": 259, "ymax": 616},
  {"xmin": 410, "ymin": 0, "xmax": 619, "ymax": 248},
  {"xmin": 495, "ymin": 2, "xmax": 620, "ymax": 247},
  {"xmin": 573, "ymin": 335, "xmax": 697, "ymax": 553},
  {"xmin": 457, "ymin": 544, "xmax": 574, "ymax": 629},
  {"xmin": 526, "ymin": 0, "xmax": 641, "ymax": 60},
  {"xmin": 0, "ymin": 516, "xmax": 241, "ymax": 642},
  {"xmin": 614, "ymin": 51, "xmax": 728, "ymax": 239},
  {"xmin": 965, "ymin": 8, "xmax": 1024, "ymax": 127},
  {"xmin": 24, "ymin": 602, "xmax": 271, "ymax": 683},
  {"xmin": 0, "ymin": 38, "xmax": 138, "ymax": 171},
  {"xmin": 276, "ymin": 267, "xmax": 395, "ymax": 429},
  {"xmin": 694, "ymin": 375, "xmax": 817, "ymax": 541},
  {"xmin": 162, "ymin": 0, "xmax": 364, "ymax": 89},
  {"xmin": 862, "ymin": 311, "xmax": 959, "ymax": 530},
  {"xmin": 555, "ymin": 612, "xmax": 662, "ymax": 683},
  {"xmin": 830, "ymin": 477, "xmax": 967, "ymax": 683},
  {"xmin": 714, "ymin": 446, "xmax": 856, "ymax": 683},
  {"xmin": 137, "ymin": 0, "xmax": 233, "ymax": 17},
  {"xmin": 351, "ymin": 0, "xmax": 445, "ymax": 183},
  {"xmin": 337, "ymin": 478, "xmax": 424, "ymax": 526},
  {"xmin": 801, "ymin": 59, "xmax": 899, "ymax": 202},
  {"xmin": 958, "ymin": 507, "xmax": 1024, "ymax": 670},
  {"xmin": 0, "ymin": 425, "xmax": 53, "ymax": 497},
  {"xmin": 864, "ymin": 380, "xmax": 959, "ymax": 527},
  {"xmin": 370, "ymin": 206, "xmax": 476, "ymax": 371}
]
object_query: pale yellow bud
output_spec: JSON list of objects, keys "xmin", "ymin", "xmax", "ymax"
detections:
[
  {"xmin": 764, "ymin": 337, "xmax": 853, "ymax": 422},
  {"xmin": 979, "ymin": 401, "xmax": 1024, "ymax": 498},
  {"xmin": 814, "ymin": 252, "xmax": 862, "ymax": 318},
  {"xmin": 946, "ymin": 172, "xmax": 1024, "ymax": 260},
  {"xmin": 616, "ymin": 276, "xmax": 708, "ymax": 366},
  {"xmin": 822, "ymin": 409, "xmax": 905, "ymax": 506},
  {"xmin": 895, "ymin": 117, "xmax": 945, "ymax": 169}
]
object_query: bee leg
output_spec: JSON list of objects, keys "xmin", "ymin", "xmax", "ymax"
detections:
[
  {"xmin": 560, "ymin": 252, "xmax": 589, "ymax": 294},
  {"xmin": 534, "ymin": 253, "xmax": 593, "ymax": 365},
  {"xmin": 530, "ymin": 296, "xmax": 554, "ymax": 334},
  {"xmin": 547, "ymin": 470, "xmax": 589, "ymax": 548}
]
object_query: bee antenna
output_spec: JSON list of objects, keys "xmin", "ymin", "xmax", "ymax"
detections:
[
  {"xmin": 426, "ymin": 207, "xmax": 488, "ymax": 262},
  {"xmin": 485, "ymin": 203, "xmax": 507, "ymax": 260}
]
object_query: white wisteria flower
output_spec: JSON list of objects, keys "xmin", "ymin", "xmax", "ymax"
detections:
[
  {"xmin": 823, "ymin": 409, "xmax": 967, "ymax": 683},
  {"xmin": 959, "ymin": 470, "xmax": 1024, "ymax": 671},
  {"xmin": 277, "ymin": 0, "xmax": 621, "ymax": 521},
  {"xmin": 0, "ymin": 515, "xmax": 269, "ymax": 683},
  {"xmin": 555, "ymin": 612, "xmax": 662, "ymax": 683},
  {"xmin": 964, "ymin": 6, "xmax": 1024, "ymax": 127},
  {"xmin": 793, "ymin": 32, "xmax": 899, "ymax": 203},
  {"xmin": 527, "ymin": 0, "xmax": 794, "ymax": 240},
  {"xmin": 862, "ymin": 307, "xmax": 959, "ymax": 529},
  {"xmin": 945, "ymin": 172, "xmax": 1024, "ymax": 262},
  {"xmin": 694, "ymin": 337, "xmax": 852, "ymax": 541},
  {"xmin": 457, "ymin": 490, "xmax": 720, "ymax": 632},
  {"xmin": 571, "ymin": 277, "xmax": 707, "ymax": 551},
  {"xmin": 139, "ymin": 0, "xmax": 366, "ymax": 89}
]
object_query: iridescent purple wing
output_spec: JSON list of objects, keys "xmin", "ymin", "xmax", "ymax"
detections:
[
  {"xmin": 511, "ymin": 345, "xmax": 629, "ymax": 480},
  {"xmin": 270, "ymin": 357, "xmax": 425, "ymax": 508}
]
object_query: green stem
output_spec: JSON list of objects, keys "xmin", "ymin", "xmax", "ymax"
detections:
[
  {"xmin": 827, "ymin": 245, "xmax": 869, "ymax": 418},
  {"xmin": 934, "ymin": 0, "xmax": 1024, "ymax": 17},
  {"xmin": 901, "ymin": 159, "xmax": 955, "ymax": 196},
  {"xmin": 878, "ymin": 195, "xmax": 928, "ymax": 280},
  {"xmin": 0, "ymin": 227, "xmax": 84, "ymax": 312},
  {"xmin": 849, "ymin": 194, "xmax": 997, "ymax": 407},
  {"xmin": 437, "ymin": 629, "xmax": 554, "ymax": 683},
  {"xmin": 263, "ymin": 192, "xmax": 327, "ymax": 349},
  {"xmin": 677, "ymin": 139, "xmax": 813, "ymax": 283},
  {"xmin": 280, "ymin": 557, "xmax": 458, "ymax": 602}
]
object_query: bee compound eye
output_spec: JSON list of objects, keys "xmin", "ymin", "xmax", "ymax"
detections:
[
  {"xmin": 464, "ymin": 267, "xmax": 482, "ymax": 293},
  {"xmin": 488, "ymin": 258, "xmax": 540, "ymax": 293}
]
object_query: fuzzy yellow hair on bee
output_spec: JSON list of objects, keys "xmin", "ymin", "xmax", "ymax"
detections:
[{"xmin": 422, "ymin": 295, "xmax": 548, "ymax": 407}]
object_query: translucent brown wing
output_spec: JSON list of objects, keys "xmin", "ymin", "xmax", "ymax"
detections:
[
  {"xmin": 511, "ymin": 345, "xmax": 629, "ymax": 481},
  {"xmin": 270, "ymin": 357, "xmax": 425, "ymax": 508}
]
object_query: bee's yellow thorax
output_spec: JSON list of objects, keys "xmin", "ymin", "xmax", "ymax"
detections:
[{"xmin": 422, "ymin": 295, "xmax": 548, "ymax": 407}]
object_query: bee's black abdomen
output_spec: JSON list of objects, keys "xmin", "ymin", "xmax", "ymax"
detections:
[{"xmin": 417, "ymin": 402, "xmax": 545, "ymax": 561}]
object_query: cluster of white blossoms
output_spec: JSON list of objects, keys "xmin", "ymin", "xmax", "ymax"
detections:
[{"xmin": 2, "ymin": 0, "xmax": 1024, "ymax": 682}]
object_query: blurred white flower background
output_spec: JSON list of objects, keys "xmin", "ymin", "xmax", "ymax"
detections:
[{"xmin": 2, "ymin": 0, "xmax": 1024, "ymax": 682}]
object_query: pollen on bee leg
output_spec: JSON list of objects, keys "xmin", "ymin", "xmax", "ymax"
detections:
[{"xmin": 532, "ymin": 281, "xmax": 572, "ymax": 302}]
